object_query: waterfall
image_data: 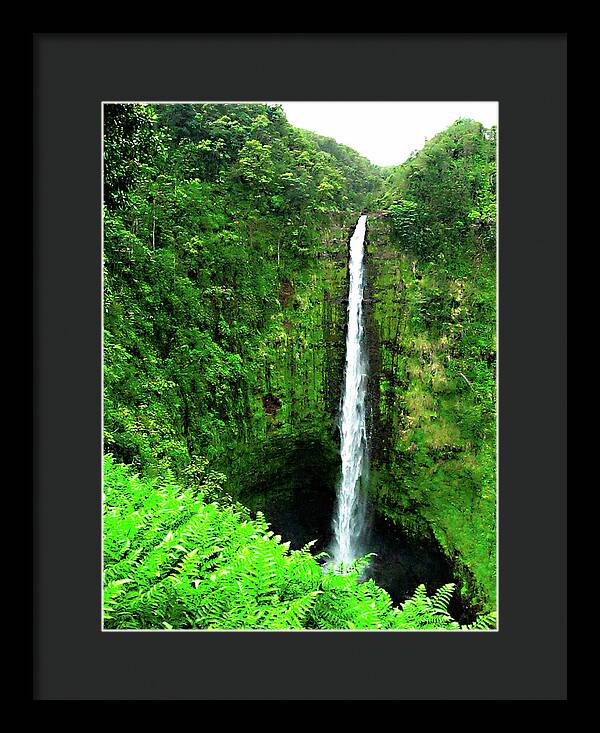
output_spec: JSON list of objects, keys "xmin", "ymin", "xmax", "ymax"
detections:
[{"xmin": 331, "ymin": 214, "xmax": 369, "ymax": 570}]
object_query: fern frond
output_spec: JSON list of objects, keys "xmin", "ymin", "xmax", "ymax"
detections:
[{"xmin": 103, "ymin": 457, "xmax": 481, "ymax": 631}]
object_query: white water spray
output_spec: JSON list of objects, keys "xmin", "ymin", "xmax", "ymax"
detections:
[{"xmin": 331, "ymin": 214, "xmax": 369, "ymax": 569}]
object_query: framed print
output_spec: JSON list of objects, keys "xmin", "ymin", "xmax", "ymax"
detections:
[{"xmin": 33, "ymin": 33, "xmax": 567, "ymax": 700}]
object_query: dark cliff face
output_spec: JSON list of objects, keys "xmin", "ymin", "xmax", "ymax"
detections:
[{"xmin": 227, "ymin": 215, "xmax": 352, "ymax": 505}]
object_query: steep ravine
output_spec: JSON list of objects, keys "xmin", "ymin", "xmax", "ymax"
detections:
[{"xmin": 231, "ymin": 216, "xmax": 484, "ymax": 621}]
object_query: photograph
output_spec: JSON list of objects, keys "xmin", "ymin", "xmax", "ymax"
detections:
[{"xmin": 102, "ymin": 100, "xmax": 498, "ymax": 631}]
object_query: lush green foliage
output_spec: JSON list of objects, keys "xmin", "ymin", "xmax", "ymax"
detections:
[
  {"xmin": 381, "ymin": 119, "xmax": 496, "ymax": 257},
  {"xmin": 104, "ymin": 457, "xmax": 495, "ymax": 630},
  {"xmin": 301, "ymin": 129, "xmax": 385, "ymax": 211},
  {"xmin": 370, "ymin": 119, "xmax": 497, "ymax": 609},
  {"xmin": 104, "ymin": 103, "xmax": 372, "ymax": 477}
]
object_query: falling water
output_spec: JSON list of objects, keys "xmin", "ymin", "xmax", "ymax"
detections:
[{"xmin": 331, "ymin": 214, "xmax": 369, "ymax": 570}]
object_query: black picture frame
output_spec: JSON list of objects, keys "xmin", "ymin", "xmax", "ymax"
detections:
[{"xmin": 33, "ymin": 33, "xmax": 567, "ymax": 700}]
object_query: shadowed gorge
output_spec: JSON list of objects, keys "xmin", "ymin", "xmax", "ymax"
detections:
[{"xmin": 103, "ymin": 103, "xmax": 496, "ymax": 630}]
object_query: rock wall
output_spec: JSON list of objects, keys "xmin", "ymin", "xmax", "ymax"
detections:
[
  {"xmin": 365, "ymin": 216, "xmax": 496, "ymax": 612},
  {"xmin": 228, "ymin": 216, "xmax": 353, "ymax": 520}
]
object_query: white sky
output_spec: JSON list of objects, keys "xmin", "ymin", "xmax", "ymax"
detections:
[{"xmin": 279, "ymin": 102, "xmax": 498, "ymax": 167}]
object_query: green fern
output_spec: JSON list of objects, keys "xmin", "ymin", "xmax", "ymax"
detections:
[{"xmin": 103, "ymin": 456, "xmax": 496, "ymax": 630}]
